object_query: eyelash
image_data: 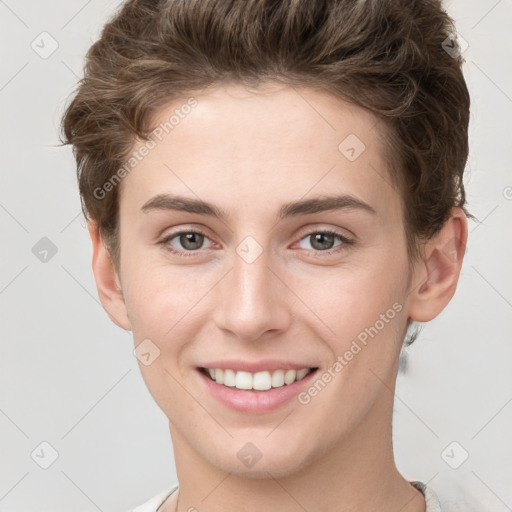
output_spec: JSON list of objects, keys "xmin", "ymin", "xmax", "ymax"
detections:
[{"xmin": 158, "ymin": 229, "xmax": 354, "ymax": 257}]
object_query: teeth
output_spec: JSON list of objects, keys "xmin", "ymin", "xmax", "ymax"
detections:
[
  {"xmin": 204, "ymin": 367, "xmax": 313, "ymax": 390},
  {"xmin": 284, "ymin": 369, "xmax": 296, "ymax": 385},
  {"xmin": 296, "ymin": 368, "xmax": 309, "ymax": 380},
  {"xmin": 271, "ymin": 370, "xmax": 285, "ymax": 387},
  {"xmin": 224, "ymin": 369, "xmax": 236, "ymax": 387},
  {"xmin": 235, "ymin": 371, "xmax": 253, "ymax": 390},
  {"xmin": 253, "ymin": 371, "xmax": 272, "ymax": 391}
]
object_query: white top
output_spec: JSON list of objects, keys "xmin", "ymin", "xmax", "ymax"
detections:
[{"xmin": 128, "ymin": 481, "xmax": 441, "ymax": 511}]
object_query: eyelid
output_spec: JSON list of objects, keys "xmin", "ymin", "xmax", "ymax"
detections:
[
  {"xmin": 159, "ymin": 228, "xmax": 214, "ymax": 252},
  {"xmin": 294, "ymin": 224, "xmax": 355, "ymax": 242}
]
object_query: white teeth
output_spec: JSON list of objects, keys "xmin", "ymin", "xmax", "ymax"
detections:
[
  {"xmin": 284, "ymin": 369, "xmax": 297, "ymax": 385},
  {"xmin": 271, "ymin": 369, "xmax": 285, "ymax": 387},
  {"xmin": 204, "ymin": 367, "xmax": 313, "ymax": 390},
  {"xmin": 223, "ymin": 369, "xmax": 236, "ymax": 387},
  {"xmin": 253, "ymin": 371, "xmax": 272, "ymax": 391},
  {"xmin": 235, "ymin": 371, "xmax": 253, "ymax": 390}
]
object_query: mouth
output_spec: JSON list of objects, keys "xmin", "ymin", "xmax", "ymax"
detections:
[
  {"xmin": 198, "ymin": 366, "xmax": 319, "ymax": 392},
  {"xmin": 195, "ymin": 359, "xmax": 321, "ymax": 413}
]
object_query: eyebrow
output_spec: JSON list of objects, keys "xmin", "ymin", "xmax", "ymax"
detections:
[{"xmin": 140, "ymin": 193, "xmax": 377, "ymax": 221}]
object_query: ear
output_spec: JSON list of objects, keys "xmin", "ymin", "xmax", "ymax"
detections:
[
  {"xmin": 88, "ymin": 221, "xmax": 132, "ymax": 331},
  {"xmin": 407, "ymin": 208, "xmax": 468, "ymax": 323}
]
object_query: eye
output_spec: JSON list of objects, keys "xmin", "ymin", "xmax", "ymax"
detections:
[
  {"xmin": 159, "ymin": 228, "xmax": 353, "ymax": 258},
  {"xmin": 296, "ymin": 229, "xmax": 353, "ymax": 254},
  {"xmin": 159, "ymin": 229, "xmax": 214, "ymax": 256}
]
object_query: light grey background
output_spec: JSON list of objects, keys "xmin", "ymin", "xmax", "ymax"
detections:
[{"xmin": 1, "ymin": 0, "xmax": 511, "ymax": 510}]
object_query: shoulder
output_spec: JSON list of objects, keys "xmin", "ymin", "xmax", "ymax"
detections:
[
  {"xmin": 127, "ymin": 484, "xmax": 179, "ymax": 512},
  {"xmin": 410, "ymin": 481, "xmax": 442, "ymax": 512}
]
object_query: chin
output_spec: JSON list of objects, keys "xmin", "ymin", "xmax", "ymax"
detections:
[{"xmin": 203, "ymin": 440, "xmax": 318, "ymax": 480}]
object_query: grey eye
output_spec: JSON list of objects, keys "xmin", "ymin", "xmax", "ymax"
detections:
[
  {"xmin": 298, "ymin": 231, "xmax": 343, "ymax": 251},
  {"xmin": 175, "ymin": 232, "xmax": 205, "ymax": 250}
]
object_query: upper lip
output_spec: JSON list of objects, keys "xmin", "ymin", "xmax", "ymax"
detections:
[{"xmin": 198, "ymin": 359, "xmax": 318, "ymax": 373}]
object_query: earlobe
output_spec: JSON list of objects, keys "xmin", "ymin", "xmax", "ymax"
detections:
[
  {"xmin": 407, "ymin": 208, "xmax": 468, "ymax": 323},
  {"xmin": 88, "ymin": 221, "xmax": 132, "ymax": 331}
]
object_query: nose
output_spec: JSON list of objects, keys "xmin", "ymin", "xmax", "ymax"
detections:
[{"xmin": 212, "ymin": 240, "xmax": 293, "ymax": 343}]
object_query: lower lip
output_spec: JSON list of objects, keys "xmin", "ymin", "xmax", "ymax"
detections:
[{"xmin": 197, "ymin": 368, "xmax": 319, "ymax": 413}]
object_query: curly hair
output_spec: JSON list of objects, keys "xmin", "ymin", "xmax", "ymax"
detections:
[{"xmin": 59, "ymin": 0, "xmax": 471, "ymax": 275}]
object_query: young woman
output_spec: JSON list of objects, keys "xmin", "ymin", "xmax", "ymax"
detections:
[{"xmin": 60, "ymin": 1, "xmax": 471, "ymax": 510}]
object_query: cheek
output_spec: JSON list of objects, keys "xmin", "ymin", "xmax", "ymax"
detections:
[
  {"xmin": 122, "ymin": 261, "xmax": 206, "ymax": 412},
  {"xmin": 297, "ymin": 259, "xmax": 409, "ymax": 406},
  {"xmin": 122, "ymin": 255, "xmax": 203, "ymax": 338},
  {"xmin": 121, "ymin": 259, "xmax": 226, "ymax": 395},
  {"xmin": 293, "ymin": 267, "xmax": 408, "ymax": 426},
  {"xmin": 296, "ymin": 258, "xmax": 407, "ymax": 344}
]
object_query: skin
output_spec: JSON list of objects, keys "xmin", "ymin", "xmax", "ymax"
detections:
[{"xmin": 89, "ymin": 82, "xmax": 467, "ymax": 512}]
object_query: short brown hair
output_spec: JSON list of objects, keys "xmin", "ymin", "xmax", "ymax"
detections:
[{"xmin": 59, "ymin": 0, "xmax": 471, "ymax": 273}]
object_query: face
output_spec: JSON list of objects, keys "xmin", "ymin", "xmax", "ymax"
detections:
[{"xmin": 111, "ymin": 82, "xmax": 415, "ymax": 477}]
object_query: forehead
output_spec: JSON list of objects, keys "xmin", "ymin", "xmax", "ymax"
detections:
[{"xmin": 120, "ymin": 82, "xmax": 401, "ymax": 222}]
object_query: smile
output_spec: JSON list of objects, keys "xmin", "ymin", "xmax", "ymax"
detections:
[
  {"xmin": 197, "ymin": 365, "xmax": 320, "ymax": 414},
  {"xmin": 201, "ymin": 367, "xmax": 316, "ymax": 391}
]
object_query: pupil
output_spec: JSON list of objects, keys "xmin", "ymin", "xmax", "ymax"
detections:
[
  {"xmin": 312, "ymin": 233, "xmax": 333, "ymax": 250},
  {"xmin": 181, "ymin": 233, "xmax": 203, "ymax": 250}
]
